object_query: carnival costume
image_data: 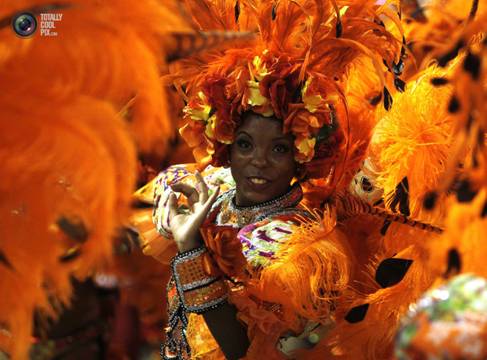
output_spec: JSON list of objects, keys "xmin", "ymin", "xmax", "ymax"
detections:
[
  {"xmin": 151, "ymin": 165, "xmax": 331, "ymax": 359},
  {"xmin": 136, "ymin": 0, "xmax": 487, "ymax": 359},
  {"xmin": 137, "ymin": 0, "xmax": 433, "ymax": 358},
  {"xmin": 1, "ymin": 0, "xmax": 486, "ymax": 358}
]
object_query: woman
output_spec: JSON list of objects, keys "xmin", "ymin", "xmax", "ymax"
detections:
[
  {"xmin": 143, "ymin": 1, "xmax": 404, "ymax": 359},
  {"xmin": 156, "ymin": 111, "xmax": 328, "ymax": 359},
  {"xmin": 156, "ymin": 113, "xmax": 312, "ymax": 359}
]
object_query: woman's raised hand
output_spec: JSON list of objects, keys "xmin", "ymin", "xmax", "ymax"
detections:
[{"xmin": 168, "ymin": 171, "xmax": 220, "ymax": 252}]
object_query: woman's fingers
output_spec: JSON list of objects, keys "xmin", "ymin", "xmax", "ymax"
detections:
[
  {"xmin": 195, "ymin": 171, "xmax": 209, "ymax": 202},
  {"xmin": 171, "ymin": 171, "xmax": 210, "ymax": 206},
  {"xmin": 171, "ymin": 182, "xmax": 199, "ymax": 206},
  {"xmin": 201, "ymin": 186, "xmax": 220, "ymax": 217},
  {"xmin": 166, "ymin": 171, "xmax": 219, "ymax": 236},
  {"xmin": 190, "ymin": 186, "xmax": 220, "ymax": 226},
  {"xmin": 166, "ymin": 185, "xmax": 221, "ymax": 249},
  {"xmin": 167, "ymin": 192, "xmax": 179, "ymax": 224},
  {"xmin": 161, "ymin": 192, "xmax": 172, "ymax": 233}
]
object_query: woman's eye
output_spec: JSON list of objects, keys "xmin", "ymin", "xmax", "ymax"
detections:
[
  {"xmin": 273, "ymin": 144, "xmax": 290, "ymax": 153},
  {"xmin": 236, "ymin": 139, "xmax": 252, "ymax": 150}
]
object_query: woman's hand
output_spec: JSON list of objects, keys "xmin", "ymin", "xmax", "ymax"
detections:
[{"xmin": 168, "ymin": 171, "xmax": 220, "ymax": 252}]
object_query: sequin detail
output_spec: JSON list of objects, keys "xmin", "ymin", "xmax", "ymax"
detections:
[
  {"xmin": 163, "ymin": 247, "xmax": 227, "ymax": 360},
  {"xmin": 211, "ymin": 183, "xmax": 304, "ymax": 228},
  {"xmin": 238, "ymin": 219, "xmax": 299, "ymax": 267}
]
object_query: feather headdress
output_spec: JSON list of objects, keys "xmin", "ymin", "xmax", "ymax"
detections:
[{"xmin": 174, "ymin": 0, "xmax": 403, "ymax": 189}]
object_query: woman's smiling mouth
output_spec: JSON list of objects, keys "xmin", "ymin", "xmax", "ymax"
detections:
[
  {"xmin": 248, "ymin": 177, "xmax": 269, "ymax": 185},
  {"xmin": 245, "ymin": 176, "xmax": 273, "ymax": 190}
]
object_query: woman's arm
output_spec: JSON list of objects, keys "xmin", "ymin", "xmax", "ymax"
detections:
[
  {"xmin": 167, "ymin": 171, "xmax": 250, "ymax": 359},
  {"xmin": 203, "ymin": 302, "xmax": 250, "ymax": 360}
]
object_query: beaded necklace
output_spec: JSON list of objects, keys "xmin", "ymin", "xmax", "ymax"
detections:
[{"xmin": 212, "ymin": 183, "xmax": 303, "ymax": 228}]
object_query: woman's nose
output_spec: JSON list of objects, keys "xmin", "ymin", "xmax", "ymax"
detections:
[{"xmin": 250, "ymin": 148, "xmax": 269, "ymax": 168}]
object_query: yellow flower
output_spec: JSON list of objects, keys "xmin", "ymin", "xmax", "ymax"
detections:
[
  {"xmin": 301, "ymin": 78, "xmax": 323, "ymax": 113},
  {"xmin": 184, "ymin": 91, "xmax": 211, "ymax": 121},
  {"xmin": 295, "ymin": 137, "xmax": 316, "ymax": 158},
  {"xmin": 247, "ymin": 80, "xmax": 268, "ymax": 107},
  {"xmin": 205, "ymin": 114, "xmax": 217, "ymax": 139},
  {"xmin": 252, "ymin": 55, "xmax": 269, "ymax": 81}
]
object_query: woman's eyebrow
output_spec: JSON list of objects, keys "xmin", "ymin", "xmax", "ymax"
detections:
[{"xmin": 235, "ymin": 131, "xmax": 252, "ymax": 138}]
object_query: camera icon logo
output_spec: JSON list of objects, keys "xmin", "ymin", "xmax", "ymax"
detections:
[{"xmin": 12, "ymin": 13, "xmax": 37, "ymax": 37}]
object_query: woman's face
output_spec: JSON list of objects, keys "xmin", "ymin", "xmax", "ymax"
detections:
[{"xmin": 230, "ymin": 113, "xmax": 297, "ymax": 207}]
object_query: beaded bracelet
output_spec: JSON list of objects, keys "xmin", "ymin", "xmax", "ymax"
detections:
[
  {"xmin": 163, "ymin": 247, "xmax": 228, "ymax": 359},
  {"xmin": 171, "ymin": 246, "xmax": 228, "ymax": 313}
]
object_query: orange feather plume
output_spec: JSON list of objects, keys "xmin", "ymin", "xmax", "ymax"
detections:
[{"xmin": 0, "ymin": 1, "xmax": 194, "ymax": 357}]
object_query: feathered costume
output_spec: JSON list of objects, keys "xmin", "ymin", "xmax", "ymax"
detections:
[
  {"xmin": 141, "ymin": 0, "xmax": 487, "ymax": 359},
  {"xmin": 324, "ymin": 0, "xmax": 487, "ymax": 358},
  {"xmin": 390, "ymin": 1, "xmax": 487, "ymax": 357},
  {"xmin": 1, "ymin": 0, "xmax": 486, "ymax": 358},
  {"xmin": 138, "ymin": 0, "xmax": 446, "ymax": 359}
]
